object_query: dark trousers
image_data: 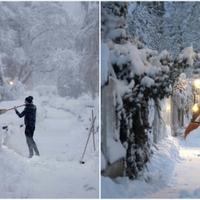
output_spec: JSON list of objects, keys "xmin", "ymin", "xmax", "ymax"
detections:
[{"xmin": 25, "ymin": 126, "xmax": 39, "ymax": 157}]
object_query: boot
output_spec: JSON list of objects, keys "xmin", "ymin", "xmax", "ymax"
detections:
[{"xmin": 28, "ymin": 154, "xmax": 33, "ymax": 158}]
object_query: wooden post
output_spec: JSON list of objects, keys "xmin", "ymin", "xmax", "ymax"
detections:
[
  {"xmin": 92, "ymin": 109, "xmax": 96, "ymax": 151},
  {"xmin": 80, "ymin": 115, "xmax": 96, "ymax": 163}
]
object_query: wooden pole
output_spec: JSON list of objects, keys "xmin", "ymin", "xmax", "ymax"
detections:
[
  {"xmin": 0, "ymin": 104, "xmax": 25, "ymax": 115},
  {"xmin": 80, "ymin": 115, "xmax": 96, "ymax": 164},
  {"xmin": 92, "ymin": 109, "xmax": 96, "ymax": 151},
  {"xmin": 6, "ymin": 104, "xmax": 25, "ymax": 111}
]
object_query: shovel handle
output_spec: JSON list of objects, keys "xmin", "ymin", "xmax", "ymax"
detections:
[{"xmin": 6, "ymin": 104, "xmax": 25, "ymax": 111}]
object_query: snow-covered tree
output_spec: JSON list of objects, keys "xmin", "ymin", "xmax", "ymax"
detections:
[
  {"xmin": 128, "ymin": 2, "xmax": 200, "ymax": 57},
  {"xmin": 128, "ymin": 2, "xmax": 165, "ymax": 51},
  {"xmin": 76, "ymin": 2, "xmax": 99, "ymax": 98},
  {"xmin": 0, "ymin": 2, "xmax": 99, "ymax": 99}
]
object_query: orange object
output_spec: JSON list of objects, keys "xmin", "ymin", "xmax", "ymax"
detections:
[{"xmin": 184, "ymin": 122, "xmax": 200, "ymax": 139}]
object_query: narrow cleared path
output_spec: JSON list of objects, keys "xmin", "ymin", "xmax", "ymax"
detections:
[{"xmin": 147, "ymin": 127, "xmax": 200, "ymax": 199}]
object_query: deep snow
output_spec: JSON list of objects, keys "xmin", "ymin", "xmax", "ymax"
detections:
[
  {"xmin": 0, "ymin": 91, "xmax": 99, "ymax": 198},
  {"xmin": 102, "ymin": 126, "xmax": 200, "ymax": 198}
]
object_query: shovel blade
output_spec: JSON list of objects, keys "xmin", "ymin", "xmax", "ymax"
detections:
[{"xmin": 0, "ymin": 109, "xmax": 7, "ymax": 115}]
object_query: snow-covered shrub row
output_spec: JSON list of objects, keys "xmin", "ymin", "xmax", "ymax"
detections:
[
  {"xmin": 101, "ymin": 2, "xmax": 200, "ymax": 179},
  {"xmin": 102, "ymin": 3, "xmax": 174, "ymax": 179},
  {"xmin": 112, "ymin": 44, "xmax": 173, "ymax": 179}
]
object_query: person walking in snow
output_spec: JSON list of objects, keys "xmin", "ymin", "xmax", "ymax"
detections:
[{"xmin": 14, "ymin": 96, "xmax": 40, "ymax": 158}]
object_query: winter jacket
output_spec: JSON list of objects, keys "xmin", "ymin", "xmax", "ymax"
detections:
[{"xmin": 15, "ymin": 103, "xmax": 36, "ymax": 128}]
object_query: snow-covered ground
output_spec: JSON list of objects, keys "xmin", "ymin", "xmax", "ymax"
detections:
[
  {"xmin": 102, "ymin": 127, "xmax": 200, "ymax": 198},
  {"xmin": 0, "ymin": 91, "xmax": 99, "ymax": 198}
]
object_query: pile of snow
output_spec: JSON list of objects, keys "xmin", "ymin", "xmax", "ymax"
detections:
[{"xmin": 102, "ymin": 136, "xmax": 180, "ymax": 198}]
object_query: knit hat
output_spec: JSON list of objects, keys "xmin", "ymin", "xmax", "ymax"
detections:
[{"xmin": 25, "ymin": 96, "xmax": 33, "ymax": 104}]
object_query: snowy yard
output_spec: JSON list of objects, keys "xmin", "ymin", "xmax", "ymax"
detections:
[
  {"xmin": 102, "ymin": 128, "xmax": 200, "ymax": 198},
  {"xmin": 0, "ymin": 92, "xmax": 99, "ymax": 198}
]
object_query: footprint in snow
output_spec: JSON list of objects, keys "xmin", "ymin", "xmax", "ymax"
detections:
[
  {"xmin": 67, "ymin": 157, "xmax": 74, "ymax": 161},
  {"xmin": 83, "ymin": 184, "xmax": 96, "ymax": 191}
]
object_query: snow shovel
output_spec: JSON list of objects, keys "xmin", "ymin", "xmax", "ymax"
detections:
[
  {"xmin": 0, "ymin": 104, "xmax": 25, "ymax": 115},
  {"xmin": 184, "ymin": 122, "xmax": 200, "ymax": 139},
  {"xmin": 184, "ymin": 115, "xmax": 200, "ymax": 139}
]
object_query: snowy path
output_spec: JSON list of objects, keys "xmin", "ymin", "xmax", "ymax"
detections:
[
  {"xmin": 0, "ymin": 95, "xmax": 99, "ymax": 198},
  {"xmin": 102, "ymin": 128, "xmax": 200, "ymax": 198},
  {"xmin": 149, "ymin": 147, "xmax": 200, "ymax": 198}
]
